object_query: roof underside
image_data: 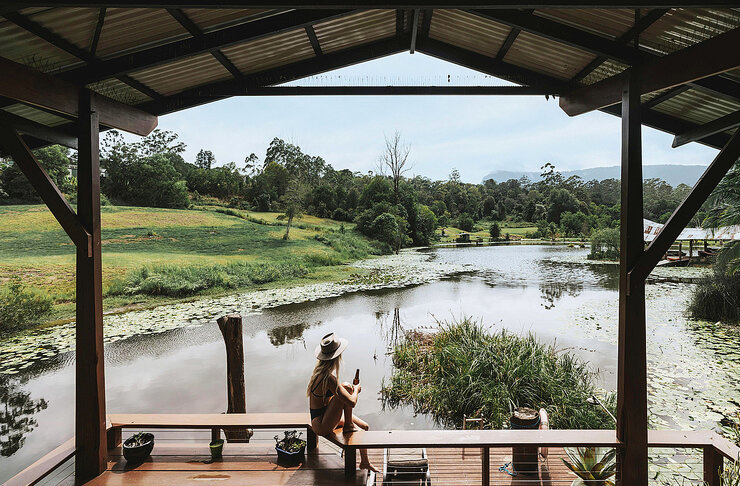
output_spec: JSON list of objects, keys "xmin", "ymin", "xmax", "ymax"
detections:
[{"xmin": 2, "ymin": 6, "xmax": 740, "ymax": 150}]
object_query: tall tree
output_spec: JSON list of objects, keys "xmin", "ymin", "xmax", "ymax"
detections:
[
  {"xmin": 379, "ymin": 131, "xmax": 411, "ymax": 204},
  {"xmin": 195, "ymin": 149, "xmax": 215, "ymax": 170}
]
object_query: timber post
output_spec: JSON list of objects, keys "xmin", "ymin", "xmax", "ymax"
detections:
[
  {"xmin": 75, "ymin": 88, "xmax": 108, "ymax": 483},
  {"xmin": 216, "ymin": 314, "xmax": 251, "ymax": 442},
  {"xmin": 703, "ymin": 446, "xmax": 723, "ymax": 486},
  {"xmin": 617, "ymin": 67, "xmax": 649, "ymax": 485}
]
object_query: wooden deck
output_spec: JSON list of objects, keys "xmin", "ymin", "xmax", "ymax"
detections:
[{"xmin": 60, "ymin": 436, "xmax": 581, "ymax": 486}]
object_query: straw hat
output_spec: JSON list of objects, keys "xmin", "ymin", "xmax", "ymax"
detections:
[{"xmin": 315, "ymin": 332, "xmax": 348, "ymax": 360}]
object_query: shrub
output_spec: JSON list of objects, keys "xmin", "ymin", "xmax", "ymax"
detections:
[
  {"xmin": 489, "ymin": 222, "xmax": 501, "ymax": 239},
  {"xmin": 382, "ymin": 318, "xmax": 615, "ymax": 430},
  {"xmin": 588, "ymin": 228, "xmax": 619, "ymax": 260},
  {"xmin": 688, "ymin": 271, "xmax": 740, "ymax": 323},
  {"xmin": 0, "ymin": 279, "xmax": 53, "ymax": 333}
]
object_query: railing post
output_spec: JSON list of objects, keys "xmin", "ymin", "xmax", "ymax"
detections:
[
  {"xmin": 703, "ymin": 446, "xmax": 723, "ymax": 486},
  {"xmin": 481, "ymin": 446, "xmax": 490, "ymax": 486}
]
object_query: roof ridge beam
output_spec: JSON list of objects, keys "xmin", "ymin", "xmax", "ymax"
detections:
[
  {"xmin": 560, "ymin": 27, "xmax": 740, "ymax": 116},
  {"xmin": 59, "ymin": 9, "xmax": 356, "ymax": 85}
]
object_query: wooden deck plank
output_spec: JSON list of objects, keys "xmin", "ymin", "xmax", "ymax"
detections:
[{"xmin": 108, "ymin": 413, "xmax": 312, "ymax": 429}]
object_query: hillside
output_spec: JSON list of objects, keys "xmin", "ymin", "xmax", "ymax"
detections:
[
  {"xmin": 0, "ymin": 205, "xmax": 377, "ymax": 321},
  {"xmin": 482, "ymin": 164, "xmax": 706, "ymax": 188}
]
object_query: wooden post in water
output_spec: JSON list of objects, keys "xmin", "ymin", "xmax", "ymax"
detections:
[{"xmin": 217, "ymin": 314, "xmax": 251, "ymax": 442}]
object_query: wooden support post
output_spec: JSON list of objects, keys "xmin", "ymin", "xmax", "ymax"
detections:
[
  {"xmin": 344, "ymin": 447, "xmax": 356, "ymax": 481},
  {"xmin": 703, "ymin": 446, "xmax": 723, "ymax": 486},
  {"xmin": 678, "ymin": 241, "xmax": 682, "ymax": 261},
  {"xmin": 689, "ymin": 240, "xmax": 693, "ymax": 264},
  {"xmin": 216, "ymin": 314, "xmax": 251, "ymax": 442},
  {"xmin": 617, "ymin": 68, "xmax": 649, "ymax": 486},
  {"xmin": 307, "ymin": 427, "xmax": 317, "ymax": 451},
  {"xmin": 482, "ymin": 446, "xmax": 490, "ymax": 486},
  {"xmin": 75, "ymin": 89, "xmax": 107, "ymax": 483},
  {"xmin": 106, "ymin": 427, "xmax": 121, "ymax": 450}
]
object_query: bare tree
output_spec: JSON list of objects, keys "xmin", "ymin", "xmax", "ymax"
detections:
[{"xmin": 379, "ymin": 131, "xmax": 411, "ymax": 204}]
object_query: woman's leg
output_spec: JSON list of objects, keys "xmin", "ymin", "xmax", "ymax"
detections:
[
  {"xmin": 357, "ymin": 424, "xmax": 379, "ymax": 472},
  {"xmin": 342, "ymin": 402, "xmax": 358, "ymax": 432},
  {"xmin": 313, "ymin": 398, "xmax": 345, "ymax": 436}
]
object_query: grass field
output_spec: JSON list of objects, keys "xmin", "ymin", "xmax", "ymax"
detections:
[
  {"xmin": 0, "ymin": 205, "xmax": 377, "ymax": 322},
  {"xmin": 437, "ymin": 221, "xmax": 538, "ymax": 243}
]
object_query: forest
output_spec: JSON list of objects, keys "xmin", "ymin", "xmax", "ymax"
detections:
[{"xmin": 0, "ymin": 129, "xmax": 698, "ymax": 254}]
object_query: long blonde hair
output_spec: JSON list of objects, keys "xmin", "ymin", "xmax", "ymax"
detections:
[{"xmin": 307, "ymin": 356, "xmax": 341, "ymax": 398}]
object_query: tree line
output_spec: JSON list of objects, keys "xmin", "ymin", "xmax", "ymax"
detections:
[{"xmin": 0, "ymin": 129, "xmax": 699, "ymax": 252}]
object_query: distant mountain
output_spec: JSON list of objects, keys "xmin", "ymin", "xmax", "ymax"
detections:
[{"xmin": 482, "ymin": 164, "xmax": 707, "ymax": 188}]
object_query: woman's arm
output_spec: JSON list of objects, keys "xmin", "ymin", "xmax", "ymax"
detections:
[{"xmin": 329, "ymin": 375, "xmax": 360, "ymax": 407}]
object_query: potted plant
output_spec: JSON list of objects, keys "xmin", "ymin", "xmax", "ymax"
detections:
[
  {"xmin": 210, "ymin": 439, "xmax": 224, "ymax": 460},
  {"xmin": 123, "ymin": 432, "xmax": 154, "ymax": 463},
  {"xmin": 562, "ymin": 447, "xmax": 617, "ymax": 486},
  {"xmin": 274, "ymin": 430, "xmax": 306, "ymax": 466}
]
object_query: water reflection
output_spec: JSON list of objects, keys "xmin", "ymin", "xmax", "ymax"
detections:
[
  {"xmin": 268, "ymin": 322, "xmax": 309, "ymax": 347},
  {"xmin": 0, "ymin": 376, "xmax": 48, "ymax": 457},
  {"xmin": 376, "ymin": 308, "xmax": 405, "ymax": 351},
  {"xmin": 539, "ymin": 280, "xmax": 583, "ymax": 310}
]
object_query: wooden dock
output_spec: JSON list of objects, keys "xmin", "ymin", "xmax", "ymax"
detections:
[{"xmin": 59, "ymin": 436, "xmax": 581, "ymax": 486}]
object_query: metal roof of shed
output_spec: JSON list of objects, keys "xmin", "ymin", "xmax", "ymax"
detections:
[{"xmin": 2, "ymin": 5, "xmax": 740, "ymax": 151}]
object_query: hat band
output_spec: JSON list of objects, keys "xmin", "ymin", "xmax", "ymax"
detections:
[{"xmin": 321, "ymin": 340, "xmax": 340, "ymax": 354}]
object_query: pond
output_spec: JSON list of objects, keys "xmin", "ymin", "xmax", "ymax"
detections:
[{"xmin": 1, "ymin": 244, "xmax": 738, "ymax": 482}]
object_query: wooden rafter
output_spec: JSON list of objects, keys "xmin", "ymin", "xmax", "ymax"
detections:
[
  {"xmin": 3, "ymin": 1, "xmax": 740, "ymax": 7},
  {"xmin": 0, "ymin": 110, "xmax": 78, "ymax": 149},
  {"xmin": 560, "ymin": 27, "xmax": 740, "ymax": 116},
  {"xmin": 89, "ymin": 7, "xmax": 106, "ymax": 56},
  {"xmin": 305, "ymin": 25, "xmax": 323, "ymax": 57},
  {"xmin": 673, "ymin": 110, "xmax": 740, "ymax": 148},
  {"xmin": 59, "ymin": 9, "xmax": 356, "ymax": 85},
  {"xmin": 409, "ymin": 9, "xmax": 419, "ymax": 53},
  {"xmin": 0, "ymin": 57, "xmax": 157, "ymax": 135},
  {"xmin": 496, "ymin": 27, "xmax": 520, "ymax": 60},
  {"xmin": 0, "ymin": 126, "xmax": 91, "ymax": 253}
]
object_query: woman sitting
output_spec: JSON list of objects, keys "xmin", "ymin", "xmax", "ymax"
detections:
[{"xmin": 307, "ymin": 332, "xmax": 378, "ymax": 472}]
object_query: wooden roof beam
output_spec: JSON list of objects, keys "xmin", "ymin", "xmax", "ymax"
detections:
[
  {"xmin": 60, "ymin": 9, "xmax": 356, "ymax": 85},
  {"xmin": 206, "ymin": 85, "xmax": 557, "ymax": 95},
  {"xmin": 672, "ymin": 109, "xmax": 740, "ymax": 148},
  {"xmin": 560, "ymin": 27, "xmax": 740, "ymax": 116},
  {"xmin": 0, "ymin": 57, "xmax": 157, "ymax": 135},
  {"xmin": 0, "ymin": 110, "xmax": 78, "ymax": 150},
  {"xmin": 409, "ymin": 9, "xmax": 419, "ymax": 53},
  {"xmin": 3, "ymin": 1, "xmax": 740, "ymax": 7},
  {"xmin": 305, "ymin": 25, "xmax": 323, "ymax": 57}
]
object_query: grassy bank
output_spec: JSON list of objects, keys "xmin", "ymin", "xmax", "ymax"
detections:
[
  {"xmin": 0, "ymin": 204, "xmax": 381, "ymax": 326},
  {"xmin": 382, "ymin": 318, "xmax": 615, "ymax": 430}
]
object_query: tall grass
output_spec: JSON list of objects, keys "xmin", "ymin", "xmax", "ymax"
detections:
[
  {"xmin": 0, "ymin": 278, "xmax": 53, "ymax": 333},
  {"xmin": 382, "ymin": 318, "xmax": 615, "ymax": 430},
  {"xmin": 108, "ymin": 262, "xmax": 309, "ymax": 297},
  {"xmin": 688, "ymin": 271, "xmax": 740, "ymax": 323}
]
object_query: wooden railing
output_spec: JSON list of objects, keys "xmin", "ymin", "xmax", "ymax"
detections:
[{"xmin": 3, "ymin": 415, "xmax": 738, "ymax": 486}]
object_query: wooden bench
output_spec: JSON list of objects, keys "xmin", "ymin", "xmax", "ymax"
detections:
[{"xmin": 106, "ymin": 413, "xmax": 317, "ymax": 451}]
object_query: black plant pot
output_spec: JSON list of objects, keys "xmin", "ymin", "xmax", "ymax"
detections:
[
  {"xmin": 276, "ymin": 445, "xmax": 305, "ymax": 466},
  {"xmin": 123, "ymin": 433, "xmax": 155, "ymax": 463}
]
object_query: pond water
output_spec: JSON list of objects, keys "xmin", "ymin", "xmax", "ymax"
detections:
[{"xmin": 1, "ymin": 244, "xmax": 739, "ymax": 482}]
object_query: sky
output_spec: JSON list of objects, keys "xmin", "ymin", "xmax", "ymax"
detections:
[{"xmin": 140, "ymin": 52, "xmax": 718, "ymax": 184}]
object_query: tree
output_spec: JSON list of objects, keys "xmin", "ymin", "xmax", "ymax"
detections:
[
  {"xmin": 379, "ymin": 131, "xmax": 410, "ymax": 204},
  {"xmin": 195, "ymin": 149, "xmax": 215, "ymax": 170},
  {"xmin": 280, "ymin": 180, "xmax": 308, "ymax": 240},
  {"xmin": 547, "ymin": 188, "xmax": 580, "ymax": 224},
  {"xmin": 490, "ymin": 222, "xmax": 501, "ymax": 239},
  {"xmin": 560, "ymin": 211, "xmax": 588, "ymax": 237},
  {"xmin": 703, "ymin": 163, "xmax": 740, "ymax": 275},
  {"xmin": 371, "ymin": 212, "xmax": 401, "ymax": 250},
  {"xmin": 0, "ymin": 145, "xmax": 73, "ymax": 202},
  {"xmin": 0, "ymin": 375, "xmax": 48, "ymax": 457},
  {"xmin": 413, "ymin": 204, "xmax": 438, "ymax": 246},
  {"xmin": 458, "ymin": 214, "xmax": 474, "ymax": 232}
]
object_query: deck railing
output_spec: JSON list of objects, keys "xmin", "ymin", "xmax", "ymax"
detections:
[{"xmin": 3, "ymin": 415, "xmax": 738, "ymax": 486}]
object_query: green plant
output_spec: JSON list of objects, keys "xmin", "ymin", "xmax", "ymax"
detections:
[
  {"xmin": 561, "ymin": 447, "xmax": 617, "ymax": 486},
  {"xmin": 688, "ymin": 271, "xmax": 740, "ymax": 323},
  {"xmin": 0, "ymin": 278, "xmax": 53, "ymax": 332},
  {"xmin": 588, "ymin": 228, "xmax": 619, "ymax": 261},
  {"xmin": 382, "ymin": 318, "xmax": 616, "ymax": 430},
  {"xmin": 126, "ymin": 432, "xmax": 153, "ymax": 448},
  {"xmin": 274, "ymin": 430, "xmax": 306, "ymax": 453}
]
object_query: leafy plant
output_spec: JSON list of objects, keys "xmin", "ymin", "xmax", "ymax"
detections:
[
  {"xmin": 561, "ymin": 447, "xmax": 617, "ymax": 486},
  {"xmin": 0, "ymin": 278, "xmax": 53, "ymax": 333},
  {"xmin": 125, "ymin": 432, "xmax": 153, "ymax": 448},
  {"xmin": 274, "ymin": 430, "xmax": 306, "ymax": 453}
]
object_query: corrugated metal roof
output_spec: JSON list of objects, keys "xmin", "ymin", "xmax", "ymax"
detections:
[
  {"xmin": 313, "ymin": 10, "xmax": 396, "ymax": 55},
  {"xmin": 27, "ymin": 8, "xmax": 99, "ymax": 54},
  {"xmin": 503, "ymin": 30, "xmax": 596, "ymax": 80},
  {"xmin": 181, "ymin": 8, "xmax": 277, "ymax": 33},
  {"xmin": 535, "ymin": 8, "xmax": 639, "ymax": 39},
  {"xmin": 3, "ymin": 104, "xmax": 70, "ymax": 127},
  {"xmin": 0, "ymin": 15, "xmax": 82, "ymax": 72},
  {"xmin": 640, "ymin": 8, "xmax": 740, "ymax": 55},
  {"xmin": 429, "ymin": 9, "xmax": 509, "ymax": 58},
  {"xmin": 221, "ymin": 28, "xmax": 314, "ymax": 75},
  {"xmin": 95, "ymin": 8, "xmax": 189, "ymax": 59},
  {"xmin": 652, "ymin": 88, "xmax": 740, "ymax": 126},
  {"xmin": 128, "ymin": 52, "xmax": 232, "ymax": 96},
  {"xmin": 86, "ymin": 77, "xmax": 153, "ymax": 104},
  {"xmin": 581, "ymin": 59, "xmax": 628, "ymax": 86}
]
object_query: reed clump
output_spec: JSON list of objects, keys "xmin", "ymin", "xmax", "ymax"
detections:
[{"xmin": 382, "ymin": 318, "xmax": 615, "ymax": 430}]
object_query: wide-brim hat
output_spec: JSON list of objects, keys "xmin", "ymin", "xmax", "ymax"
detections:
[{"xmin": 315, "ymin": 332, "xmax": 348, "ymax": 360}]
